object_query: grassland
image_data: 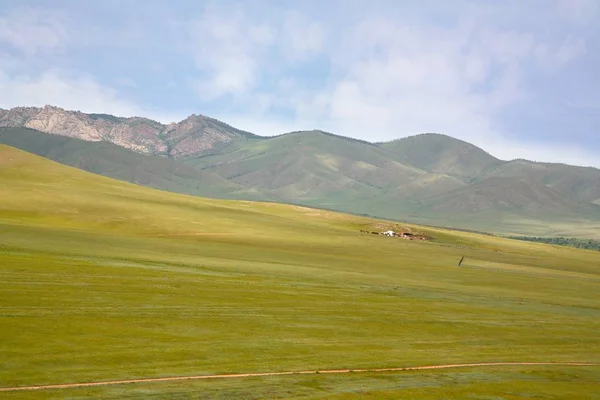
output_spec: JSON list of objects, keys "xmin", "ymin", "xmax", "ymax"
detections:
[
  {"xmin": 1, "ymin": 145, "xmax": 600, "ymax": 399},
  {"xmin": 0, "ymin": 127, "xmax": 269, "ymax": 202},
  {"xmin": 5, "ymin": 127, "xmax": 600, "ymax": 239}
]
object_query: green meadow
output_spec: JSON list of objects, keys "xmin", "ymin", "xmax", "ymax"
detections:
[{"xmin": 1, "ymin": 145, "xmax": 599, "ymax": 399}]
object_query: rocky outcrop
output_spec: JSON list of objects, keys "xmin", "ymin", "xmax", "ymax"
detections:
[
  {"xmin": 0, "ymin": 107, "xmax": 41, "ymax": 127},
  {"xmin": 0, "ymin": 105, "xmax": 256, "ymax": 157}
]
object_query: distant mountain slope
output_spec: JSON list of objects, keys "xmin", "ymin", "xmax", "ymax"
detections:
[
  {"xmin": 3, "ymin": 105, "xmax": 600, "ymax": 237},
  {"xmin": 419, "ymin": 176, "xmax": 591, "ymax": 215},
  {"xmin": 0, "ymin": 127, "xmax": 268, "ymax": 201},
  {"xmin": 479, "ymin": 159, "xmax": 600, "ymax": 204},
  {"xmin": 380, "ymin": 133, "xmax": 503, "ymax": 181},
  {"xmin": 0, "ymin": 106, "xmax": 257, "ymax": 158},
  {"xmin": 188, "ymin": 130, "xmax": 461, "ymax": 206}
]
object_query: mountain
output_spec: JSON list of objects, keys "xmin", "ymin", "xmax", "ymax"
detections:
[
  {"xmin": 418, "ymin": 176, "xmax": 594, "ymax": 215},
  {"xmin": 477, "ymin": 159, "xmax": 600, "ymax": 205},
  {"xmin": 187, "ymin": 130, "xmax": 439, "ymax": 204},
  {"xmin": 2, "ymin": 105, "xmax": 600, "ymax": 237},
  {"xmin": 0, "ymin": 105, "xmax": 257, "ymax": 158},
  {"xmin": 0, "ymin": 127, "xmax": 268, "ymax": 201},
  {"xmin": 380, "ymin": 133, "xmax": 503, "ymax": 181}
]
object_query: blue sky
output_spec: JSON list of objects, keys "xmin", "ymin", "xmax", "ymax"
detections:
[{"xmin": 0, "ymin": 0, "xmax": 598, "ymax": 166}]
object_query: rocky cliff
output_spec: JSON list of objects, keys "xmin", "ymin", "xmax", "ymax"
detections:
[{"xmin": 0, "ymin": 105, "xmax": 257, "ymax": 158}]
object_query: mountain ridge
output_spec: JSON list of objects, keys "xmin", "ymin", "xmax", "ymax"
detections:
[
  {"xmin": 2, "ymin": 105, "xmax": 599, "ymax": 237},
  {"xmin": 2, "ymin": 105, "xmax": 599, "ymax": 169},
  {"xmin": 0, "ymin": 127, "xmax": 269, "ymax": 201},
  {"xmin": 0, "ymin": 105, "xmax": 257, "ymax": 158}
]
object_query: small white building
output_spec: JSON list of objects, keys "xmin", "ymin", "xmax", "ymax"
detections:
[{"xmin": 382, "ymin": 230, "xmax": 396, "ymax": 237}]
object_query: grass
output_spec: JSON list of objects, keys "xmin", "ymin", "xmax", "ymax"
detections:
[
  {"xmin": 0, "ymin": 127, "xmax": 269, "ymax": 202},
  {"xmin": 3, "ymin": 367, "xmax": 600, "ymax": 399},
  {"xmin": 1, "ymin": 145, "xmax": 600, "ymax": 398},
  {"xmin": 5, "ymin": 127, "xmax": 600, "ymax": 239}
]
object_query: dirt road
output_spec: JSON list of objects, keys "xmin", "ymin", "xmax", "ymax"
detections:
[{"xmin": 0, "ymin": 362, "xmax": 597, "ymax": 392}]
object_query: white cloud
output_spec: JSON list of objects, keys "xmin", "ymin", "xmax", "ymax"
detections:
[
  {"xmin": 305, "ymin": 18, "xmax": 498, "ymax": 140},
  {"xmin": 186, "ymin": 7, "xmax": 275, "ymax": 100},
  {"xmin": 0, "ymin": 7, "xmax": 134, "ymax": 118},
  {"xmin": 463, "ymin": 52, "xmax": 490, "ymax": 84},
  {"xmin": 0, "ymin": 7, "xmax": 158, "ymax": 121},
  {"xmin": 279, "ymin": 3, "xmax": 593, "ymax": 165},
  {"xmin": 0, "ymin": 8, "xmax": 68, "ymax": 55},
  {"xmin": 280, "ymin": 11, "xmax": 325, "ymax": 62},
  {"xmin": 184, "ymin": 5, "xmax": 327, "ymax": 101}
]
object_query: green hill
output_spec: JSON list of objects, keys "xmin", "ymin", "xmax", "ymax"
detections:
[
  {"xmin": 406, "ymin": 176, "xmax": 600, "ymax": 235},
  {"xmin": 3, "ymin": 124, "xmax": 600, "ymax": 238},
  {"xmin": 189, "ymin": 131, "xmax": 600, "ymax": 236},
  {"xmin": 1, "ymin": 145, "xmax": 600, "ymax": 398},
  {"xmin": 380, "ymin": 133, "xmax": 503, "ymax": 181},
  {"xmin": 0, "ymin": 127, "xmax": 268, "ymax": 201},
  {"xmin": 421, "ymin": 176, "xmax": 582, "ymax": 214},
  {"xmin": 188, "ymin": 130, "xmax": 433, "ymax": 204},
  {"xmin": 479, "ymin": 159, "xmax": 600, "ymax": 204}
]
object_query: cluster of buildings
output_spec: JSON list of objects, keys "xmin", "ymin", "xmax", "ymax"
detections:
[{"xmin": 361, "ymin": 230, "xmax": 429, "ymax": 240}]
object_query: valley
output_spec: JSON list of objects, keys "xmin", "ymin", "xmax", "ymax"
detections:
[{"xmin": 1, "ymin": 145, "xmax": 599, "ymax": 398}]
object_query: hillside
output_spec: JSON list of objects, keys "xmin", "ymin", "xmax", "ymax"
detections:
[
  {"xmin": 187, "ymin": 130, "xmax": 443, "ymax": 204},
  {"xmin": 479, "ymin": 159, "xmax": 600, "ymax": 204},
  {"xmin": 0, "ymin": 127, "xmax": 268, "ymax": 201},
  {"xmin": 0, "ymin": 144, "xmax": 345, "ymax": 238},
  {"xmin": 187, "ymin": 131, "xmax": 600, "ymax": 235},
  {"xmin": 1, "ymin": 145, "xmax": 600, "ymax": 398},
  {"xmin": 2, "ymin": 105, "xmax": 600, "ymax": 238},
  {"xmin": 422, "ymin": 176, "xmax": 582, "ymax": 214},
  {"xmin": 381, "ymin": 133, "xmax": 503, "ymax": 181}
]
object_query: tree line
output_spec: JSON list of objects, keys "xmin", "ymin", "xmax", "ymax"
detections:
[{"xmin": 508, "ymin": 236, "xmax": 600, "ymax": 251}]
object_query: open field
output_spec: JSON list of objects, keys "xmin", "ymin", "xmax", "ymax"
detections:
[
  {"xmin": 2, "ymin": 363, "xmax": 598, "ymax": 393},
  {"xmin": 1, "ymin": 145, "xmax": 600, "ymax": 398}
]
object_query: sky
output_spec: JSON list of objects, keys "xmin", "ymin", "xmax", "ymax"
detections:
[{"xmin": 0, "ymin": 0, "xmax": 599, "ymax": 166}]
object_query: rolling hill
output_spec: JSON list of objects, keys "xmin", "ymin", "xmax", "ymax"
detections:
[
  {"xmin": 0, "ymin": 127, "xmax": 268, "ymax": 201},
  {"xmin": 478, "ymin": 158, "xmax": 600, "ymax": 204},
  {"xmin": 1, "ymin": 144, "xmax": 600, "ymax": 398},
  {"xmin": 186, "ymin": 130, "xmax": 436, "ymax": 204},
  {"xmin": 2, "ymin": 105, "xmax": 600, "ymax": 237},
  {"xmin": 186, "ymin": 131, "xmax": 600, "ymax": 236},
  {"xmin": 380, "ymin": 133, "xmax": 503, "ymax": 181}
]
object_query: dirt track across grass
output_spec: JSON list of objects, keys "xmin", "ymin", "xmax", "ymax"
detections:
[{"xmin": 1, "ymin": 362, "xmax": 598, "ymax": 392}]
